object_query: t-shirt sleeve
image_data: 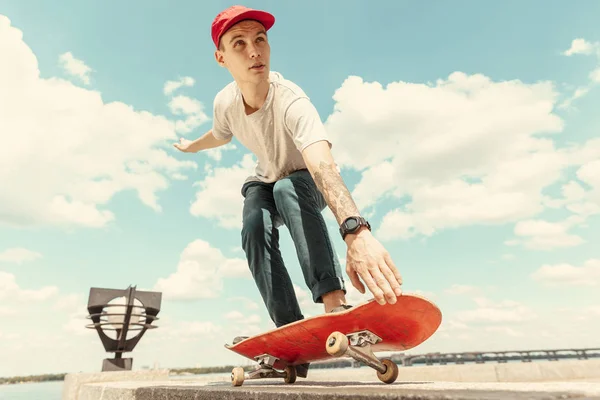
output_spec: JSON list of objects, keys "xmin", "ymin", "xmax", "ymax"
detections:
[
  {"xmin": 211, "ymin": 94, "xmax": 233, "ymax": 141},
  {"xmin": 284, "ymin": 97, "xmax": 332, "ymax": 151}
]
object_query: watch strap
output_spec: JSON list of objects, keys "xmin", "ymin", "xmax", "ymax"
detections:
[{"xmin": 339, "ymin": 216, "xmax": 371, "ymax": 239}]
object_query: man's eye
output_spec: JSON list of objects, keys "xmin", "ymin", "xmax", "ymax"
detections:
[{"xmin": 235, "ymin": 40, "xmax": 245, "ymax": 46}]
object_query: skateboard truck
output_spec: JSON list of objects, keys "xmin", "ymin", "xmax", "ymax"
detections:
[
  {"xmin": 326, "ymin": 330, "xmax": 399, "ymax": 384},
  {"xmin": 231, "ymin": 353, "xmax": 296, "ymax": 386}
]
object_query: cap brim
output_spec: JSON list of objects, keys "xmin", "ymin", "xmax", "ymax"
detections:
[{"xmin": 222, "ymin": 10, "xmax": 275, "ymax": 37}]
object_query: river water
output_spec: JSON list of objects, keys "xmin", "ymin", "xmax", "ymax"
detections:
[{"xmin": 0, "ymin": 381, "xmax": 62, "ymax": 400}]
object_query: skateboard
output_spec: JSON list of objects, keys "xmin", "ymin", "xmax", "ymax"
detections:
[{"xmin": 225, "ymin": 293, "xmax": 442, "ymax": 386}]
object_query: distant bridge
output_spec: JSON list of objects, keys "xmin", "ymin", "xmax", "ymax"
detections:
[
  {"xmin": 393, "ymin": 347, "xmax": 600, "ymax": 366},
  {"xmin": 311, "ymin": 347, "xmax": 600, "ymax": 369}
]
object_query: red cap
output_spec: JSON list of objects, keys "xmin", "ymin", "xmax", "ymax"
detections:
[{"xmin": 211, "ymin": 5, "xmax": 275, "ymax": 49}]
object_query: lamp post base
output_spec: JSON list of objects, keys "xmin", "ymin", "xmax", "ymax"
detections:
[{"xmin": 102, "ymin": 357, "xmax": 133, "ymax": 372}]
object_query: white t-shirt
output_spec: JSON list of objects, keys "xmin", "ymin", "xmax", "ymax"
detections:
[{"xmin": 211, "ymin": 71, "xmax": 331, "ymax": 184}]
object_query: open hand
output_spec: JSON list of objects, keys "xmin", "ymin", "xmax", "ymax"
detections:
[
  {"xmin": 173, "ymin": 137, "xmax": 194, "ymax": 152},
  {"xmin": 345, "ymin": 228, "xmax": 403, "ymax": 305}
]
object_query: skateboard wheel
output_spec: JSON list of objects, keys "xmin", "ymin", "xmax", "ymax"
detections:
[
  {"xmin": 284, "ymin": 365, "xmax": 296, "ymax": 384},
  {"xmin": 231, "ymin": 367, "xmax": 245, "ymax": 386},
  {"xmin": 326, "ymin": 331, "xmax": 349, "ymax": 357},
  {"xmin": 377, "ymin": 359, "xmax": 399, "ymax": 384}
]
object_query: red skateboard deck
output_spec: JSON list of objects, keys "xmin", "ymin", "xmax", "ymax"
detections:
[{"xmin": 225, "ymin": 293, "xmax": 441, "ymax": 372}]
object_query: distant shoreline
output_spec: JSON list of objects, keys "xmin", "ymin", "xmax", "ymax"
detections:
[{"xmin": 0, "ymin": 373, "xmax": 66, "ymax": 385}]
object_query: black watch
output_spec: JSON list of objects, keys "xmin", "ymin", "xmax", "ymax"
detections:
[{"xmin": 339, "ymin": 216, "xmax": 371, "ymax": 240}]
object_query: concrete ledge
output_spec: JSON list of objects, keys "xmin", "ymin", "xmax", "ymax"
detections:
[
  {"xmin": 66, "ymin": 360, "xmax": 600, "ymax": 400},
  {"xmin": 62, "ymin": 369, "xmax": 169, "ymax": 400},
  {"xmin": 76, "ymin": 378, "xmax": 600, "ymax": 400},
  {"xmin": 134, "ymin": 384, "xmax": 586, "ymax": 400}
]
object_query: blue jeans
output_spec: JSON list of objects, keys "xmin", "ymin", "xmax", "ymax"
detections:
[{"xmin": 241, "ymin": 169, "xmax": 346, "ymax": 328}]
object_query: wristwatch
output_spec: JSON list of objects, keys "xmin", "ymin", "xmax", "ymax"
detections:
[{"xmin": 339, "ymin": 216, "xmax": 371, "ymax": 240}]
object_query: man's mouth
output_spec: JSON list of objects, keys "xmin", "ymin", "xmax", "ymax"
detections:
[{"xmin": 250, "ymin": 63, "xmax": 265, "ymax": 70}]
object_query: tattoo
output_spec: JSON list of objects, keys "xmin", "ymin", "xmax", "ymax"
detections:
[{"xmin": 313, "ymin": 161, "xmax": 360, "ymax": 224}]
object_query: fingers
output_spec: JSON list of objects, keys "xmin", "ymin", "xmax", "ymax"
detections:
[
  {"xmin": 369, "ymin": 264, "xmax": 397, "ymax": 304},
  {"xmin": 357, "ymin": 267, "xmax": 386, "ymax": 305},
  {"xmin": 346, "ymin": 239, "xmax": 403, "ymax": 306},
  {"xmin": 382, "ymin": 254, "xmax": 402, "ymax": 297},
  {"xmin": 384, "ymin": 252, "xmax": 403, "ymax": 287},
  {"xmin": 378, "ymin": 261, "xmax": 402, "ymax": 300},
  {"xmin": 173, "ymin": 138, "xmax": 187, "ymax": 152},
  {"xmin": 350, "ymin": 259, "xmax": 402, "ymax": 305}
]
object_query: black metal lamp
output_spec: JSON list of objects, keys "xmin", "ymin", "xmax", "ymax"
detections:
[{"xmin": 86, "ymin": 285, "xmax": 161, "ymax": 371}]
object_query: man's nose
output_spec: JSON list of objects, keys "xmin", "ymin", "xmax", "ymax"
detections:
[{"xmin": 247, "ymin": 43, "xmax": 261, "ymax": 58}]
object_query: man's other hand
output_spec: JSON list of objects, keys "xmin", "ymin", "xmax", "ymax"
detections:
[{"xmin": 345, "ymin": 228, "xmax": 403, "ymax": 305}]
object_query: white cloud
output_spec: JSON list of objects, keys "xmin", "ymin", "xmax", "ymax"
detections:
[
  {"xmin": 145, "ymin": 318, "xmax": 223, "ymax": 344},
  {"xmin": 558, "ymin": 86, "xmax": 590, "ymax": 109},
  {"xmin": 0, "ymin": 247, "xmax": 42, "ymax": 264},
  {"xmin": 163, "ymin": 76, "xmax": 209, "ymax": 135},
  {"xmin": 562, "ymin": 38, "xmax": 599, "ymax": 56},
  {"xmin": 224, "ymin": 310, "xmax": 261, "ymax": 325},
  {"xmin": 437, "ymin": 319, "xmax": 469, "ymax": 334},
  {"xmin": 58, "ymin": 51, "xmax": 92, "ymax": 85},
  {"xmin": 53, "ymin": 293, "xmax": 82, "ymax": 311},
  {"xmin": 559, "ymin": 38, "xmax": 600, "ymax": 107},
  {"xmin": 0, "ymin": 306, "xmax": 16, "ymax": 316},
  {"xmin": 225, "ymin": 311, "xmax": 244, "ymax": 320},
  {"xmin": 324, "ymin": 73, "xmax": 576, "ymax": 241},
  {"xmin": 163, "ymin": 76, "xmax": 195, "ymax": 96},
  {"xmin": 508, "ymin": 216, "xmax": 586, "ymax": 250},
  {"xmin": 227, "ymin": 296, "xmax": 260, "ymax": 310},
  {"xmin": 153, "ymin": 239, "xmax": 250, "ymax": 300},
  {"xmin": 457, "ymin": 297, "xmax": 536, "ymax": 323},
  {"xmin": 577, "ymin": 160, "xmax": 600, "ymax": 197},
  {"xmin": 590, "ymin": 68, "xmax": 600, "ymax": 83},
  {"xmin": 531, "ymin": 259, "xmax": 600, "ymax": 287},
  {"xmin": 189, "ymin": 154, "xmax": 256, "ymax": 229},
  {"xmin": 49, "ymin": 292, "xmax": 92, "ymax": 337},
  {"xmin": 168, "ymin": 95, "xmax": 210, "ymax": 134},
  {"xmin": 0, "ymin": 15, "xmax": 199, "ymax": 229},
  {"xmin": 545, "ymin": 160, "xmax": 600, "ymax": 219},
  {"xmin": 293, "ymin": 283, "xmax": 314, "ymax": 309},
  {"xmin": 324, "ymin": 67, "xmax": 600, "ymax": 243},
  {"xmin": 176, "ymin": 321, "xmax": 221, "ymax": 336},
  {"xmin": 0, "ymin": 271, "xmax": 58, "ymax": 302},
  {"xmin": 575, "ymin": 305, "xmax": 600, "ymax": 319},
  {"xmin": 484, "ymin": 326, "xmax": 522, "ymax": 337},
  {"xmin": 444, "ymin": 284, "xmax": 479, "ymax": 295},
  {"xmin": 205, "ymin": 142, "xmax": 238, "ymax": 162}
]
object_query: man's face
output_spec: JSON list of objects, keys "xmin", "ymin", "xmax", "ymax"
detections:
[{"xmin": 215, "ymin": 20, "xmax": 270, "ymax": 84}]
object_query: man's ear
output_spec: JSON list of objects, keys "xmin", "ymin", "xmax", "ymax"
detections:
[{"xmin": 214, "ymin": 50, "xmax": 226, "ymax": 68}]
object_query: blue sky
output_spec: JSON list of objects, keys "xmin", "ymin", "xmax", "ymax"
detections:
[{"xmin": 0, "ymin": 0, "xmax": 599, "ymax": 377}]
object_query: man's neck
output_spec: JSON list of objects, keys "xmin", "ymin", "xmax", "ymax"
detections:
[{"xmin": 238, "ymin": 78, "xmax": 270, "ymax": 115}]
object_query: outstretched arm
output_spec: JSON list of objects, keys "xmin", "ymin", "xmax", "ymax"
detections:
[
  {"xmin": 173, "ymin": 129, "xmax": 232, "ymax": 153},
  {"xmin": 302, "ymin": 140, "xmax": 403, "ymax": 305},
  {"xmin": 303, "ymin": 143, "xmax": 360, "ymax": 225}
]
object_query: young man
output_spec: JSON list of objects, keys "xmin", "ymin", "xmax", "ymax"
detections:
[{"xmin": 174, "ymin": 5, "xmax": 403, "ymax": 375}]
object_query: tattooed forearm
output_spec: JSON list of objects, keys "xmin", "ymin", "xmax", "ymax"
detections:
[{"xmin": 312, "ymin": 161, "xmax": 360, "ymax": 224}]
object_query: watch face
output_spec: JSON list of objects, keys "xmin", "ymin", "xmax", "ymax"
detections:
[{"xmin": 345, "ymin": 217, "xmax": 359, "ymax": 230}]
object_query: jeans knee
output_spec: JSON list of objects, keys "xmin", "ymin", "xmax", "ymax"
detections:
[
  {"xmin": 242, "ymin": 209, "xmax": 269, "ymax": 247},
  {"xmin": 273, "ymin": 178, "xmax": 296, "ymax": 206}
]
